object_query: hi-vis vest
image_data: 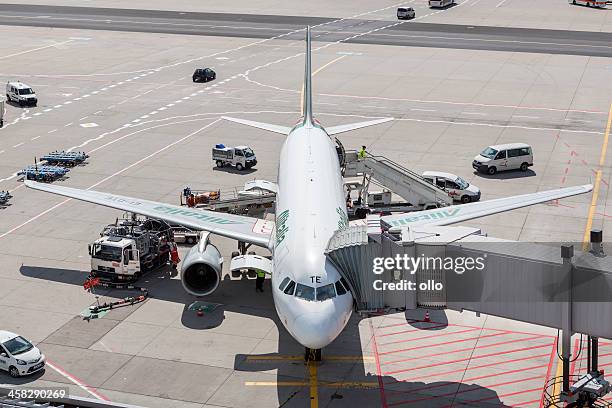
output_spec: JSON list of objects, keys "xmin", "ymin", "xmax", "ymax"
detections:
[{"xmin": 256, "ymin": 270, "xmax": 266, "ymax": 278}]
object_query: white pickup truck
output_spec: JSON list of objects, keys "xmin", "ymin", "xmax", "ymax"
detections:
[{"xmin": 212, "ymin": 144, "xmax": 257, "ymax": 171}]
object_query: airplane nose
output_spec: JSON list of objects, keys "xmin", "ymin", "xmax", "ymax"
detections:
[{"xmin": 293, "ymin": 312, "xmax": 340, "ymax": 350}]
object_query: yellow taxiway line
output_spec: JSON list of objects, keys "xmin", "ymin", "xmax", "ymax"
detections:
[{"xmin": 582, "ymin": 102, "xmax": 612, "ymax": 250}]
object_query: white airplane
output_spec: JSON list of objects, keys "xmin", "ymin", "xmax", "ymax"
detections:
[{"xmin": 26, "ymin": 27, "xmax": 592, "ymax": 361}]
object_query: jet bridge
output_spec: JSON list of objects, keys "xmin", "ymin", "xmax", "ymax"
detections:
[
  {"xmin": 326, "ymin": 222, "xmax": 612, "ymax": 405},
  {"xmin": 325, "ymin": 222, "xmax": 612, "ymax": 340},
  {"xmin": 342, "ymin": 150, "xmax": 453, "ymax": 209}
]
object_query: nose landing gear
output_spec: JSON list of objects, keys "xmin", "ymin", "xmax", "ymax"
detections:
[{"xmin": 305, "ymin": 347, "xmax": 321, "ymax": 362}]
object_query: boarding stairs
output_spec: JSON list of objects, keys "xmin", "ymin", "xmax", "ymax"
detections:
[{"xmin": 343, "ymin": 150, "xmax": 452, "ymax": 208}]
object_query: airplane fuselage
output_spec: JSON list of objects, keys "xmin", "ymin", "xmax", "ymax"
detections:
[{"xmin": 271, "ymin": 122, "xmax": 353, "ymax": 350}]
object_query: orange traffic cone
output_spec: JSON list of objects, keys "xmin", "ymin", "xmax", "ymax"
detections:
[{"xmin": 424, "ymin": 311, "xmax": 431, "ymax": 323}]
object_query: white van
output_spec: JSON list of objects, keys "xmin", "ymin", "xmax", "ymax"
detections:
[
  {"xmin": 5, "ymin": 81, "xmax": 37, "ymax": 107},
  {"xmin": 473, "ymin": 143, "xmax": 533, "ymax": 175},
  {"xmin": 422, "ymin": 171, "xmax": 481, "ymax": 203}
]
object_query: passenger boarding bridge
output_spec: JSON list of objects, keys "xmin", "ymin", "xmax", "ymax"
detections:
[{"xmin": 326, "ymin": 219, "xmax": 612, "ymax": 406}]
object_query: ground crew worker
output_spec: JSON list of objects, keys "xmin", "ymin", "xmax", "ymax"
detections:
[
  {"xmin": 358, "ymin": 145, "xmax": 367, "ymax": 160},
  {"xmin": 255, "ymin": 269, "xmax": 266, "ymax": 292}
]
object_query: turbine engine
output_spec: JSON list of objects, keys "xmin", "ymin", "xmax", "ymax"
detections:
[{"xmin": 180, "ymin": 232, "xmax": 223, "ymax": 296}]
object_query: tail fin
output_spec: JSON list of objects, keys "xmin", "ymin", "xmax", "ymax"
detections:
[{"xmin": 302, "ymin": 26, "xmax": 314, "ymax": 127}]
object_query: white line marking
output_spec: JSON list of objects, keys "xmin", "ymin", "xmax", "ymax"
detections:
[
  {"xmin": 46, "ymin": 360, "xmax": 109, "ymax": 401},
  {"xmin": 0, "ymin": 40, "xmax": 74, "ymax": 60},
  {"xmin": 31, "ymin": 136, "xmax": 40, "ymax": 140},
  {"xmin": 12, "ymin": 143, "xmax": 23, "ymax": 148},
  {"xmin": 47, "ymin": 129, "xmax": 57, "ymax": 134}
]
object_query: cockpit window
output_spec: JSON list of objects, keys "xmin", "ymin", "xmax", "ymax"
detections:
[
  {"xmin": 335, "ymin": 279, "xmax": 347, "ymax": 296},
  {"xmin": 340, "ymin": 277, "xmax": 351, "ymax": 293},
  {"xmin": 279, "ymin": 277, "xmax": 291, "ymax": 292},
  {"xmin": 316, "ymin": 283, "xmax": 336, "ymax": 301},
  {"xmin": 283, "ymin": 280, "xmax": 296, "ymax": 295},
  {"xmin": 295, "ymin": 283, "xmax": 315, "ymax": 301}
]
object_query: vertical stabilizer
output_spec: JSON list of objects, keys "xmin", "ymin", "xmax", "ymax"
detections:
[{"xmin": 302, "ymin": 26, "xmax": 314, "ymax": 126}]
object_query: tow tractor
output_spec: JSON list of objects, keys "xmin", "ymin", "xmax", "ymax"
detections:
[{"xmin": 89, "ymin": 214, "xmax": 179, "ymax": 283}]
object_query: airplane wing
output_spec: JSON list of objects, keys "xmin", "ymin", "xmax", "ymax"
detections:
[
  {"xmin": 381, "ymin": 184, "xmax": 593, "ymax": 230},
  {"xmin": 325, "ymin": 118, "xmax": 393, "ymax": 136},
  {"xmin": 25, "ymin": 180, "xmax": 274, "ymax": 248},
  {"xmin": 221, "ymin": 116, "xmax": 292, "ymax": 135}
]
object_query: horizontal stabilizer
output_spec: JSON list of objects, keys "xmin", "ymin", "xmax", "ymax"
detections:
[
  {"xmin": 221, "ymin": 116, "xmax": 291, "ymax": 135},
  {"xmin": 326, "ymin": 118, "xmax": 393, "ymax": 136}
]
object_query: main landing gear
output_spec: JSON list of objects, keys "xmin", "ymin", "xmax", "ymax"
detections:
[{"xmin": 305, "ymin": 347, "xmax": 321, "ymax": 362}]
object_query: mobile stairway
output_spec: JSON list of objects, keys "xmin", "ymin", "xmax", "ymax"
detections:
[{"xmin": 343, "ymin": 150, "xmax": 452, "ymax": 209}]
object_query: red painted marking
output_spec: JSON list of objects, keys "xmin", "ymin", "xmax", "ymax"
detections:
[
  {"xmin": 46, "ymin": 359, "xmax": 110, "ymax": 401},
  {"xmin": 385, "ymin": 363, "xmax": 547, "ymax": 398},
  {"xmin": 581, "ymin": 159, "xmax": 589, "ymax": 165},
  {"xmin": 369, "ymin": 319, "xmax": 388, "ymax": 408},
  {"xmin": 399, "ymin": 317, "xmax": 554, "ymax": 339},
  {"xmin": 379, "ymin": 330, "xmax": 508, "ymax": 348},
  {"xmin": 572, "ymin": 350, "xmax": 612, "ymax": 363},
  {"xmin": 386, "ymin": 352, "xmax": 552, "ymax": 385},
  {"xmin": 387, "ymin": 375, "xmax": 543, "ymax": 407},
  {"xmin": 564, "ymin": 167, "xmax": 569, "ymax": 174},
  {"xmin": 571, "ymin": 151, "xmax": 578, "ymax": 157},
  {"xmin": 563, "ymin": 142, "xmax": 571, "ymax": 148},
  {"xmin": 379, "ymin": 329, "xmax": 480, "ymax": 342},
  {"xmin": 570, "ymin": 338, "xmax": 580, "ymax": 377},
  {"xmin": 384, "ymin": 342, "xmax": 551, "ymax": 376},
  {"xmin": 376, "ymin": 323, "xmax": 448, "ymax": 337},
  {"xmin": 382, "ymin": 335, "xmax": 546, "ymax": 367},
  {"xmin": 561, "ymin": 176, "xmax": 567, "ymax": 184},
  {"xmin": 514, "ymin": 398, "xmax": 544, "ymax": 407},
  {"xmin": 440, "ymin": 387, "xmax": 543, "ymax": 408},
  {"xmin": 539, "ymin": 337, "xmax": 557, "ymax": 408}
]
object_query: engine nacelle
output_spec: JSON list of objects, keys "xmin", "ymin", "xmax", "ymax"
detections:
[{"xmin": 180, "ymin": 232, "xmax": 223, "ymax": 297}]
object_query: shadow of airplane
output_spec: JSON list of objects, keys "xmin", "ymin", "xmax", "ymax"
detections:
[{"xmin": 18, "ymin": 264, "xmax": 509, "ymax": 407}]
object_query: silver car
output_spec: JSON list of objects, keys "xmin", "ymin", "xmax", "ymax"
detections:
[{"xmin": 397, "ymin": 7, "xmax": 416, "ymax": 19}]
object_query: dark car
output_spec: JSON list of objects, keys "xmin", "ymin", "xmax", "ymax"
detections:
[
  {"xmin": 397, "ymin": 7, "xmax": 416, "ymax": 19},
  {"xmin": 192, "ymin": 68, "xmax": 216, "ymax": 83}
]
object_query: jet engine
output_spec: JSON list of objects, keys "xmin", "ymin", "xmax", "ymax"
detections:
[{"xmin": 180, "ymin": 232, "xmax": 223, "ymax": 297}]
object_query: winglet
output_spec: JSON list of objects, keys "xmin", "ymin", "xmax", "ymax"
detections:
[{"xmin": 302, "ymin": 26, "xmax": 314, "ymax": 127}]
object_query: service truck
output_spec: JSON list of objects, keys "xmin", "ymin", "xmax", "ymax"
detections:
[
  {"xmin": 89, "ymin": 216, "xmax": 176, "ymax": 282},
  {"xmin": 212, "ymin": 144, "xmax": 257, "ymax": 171}
]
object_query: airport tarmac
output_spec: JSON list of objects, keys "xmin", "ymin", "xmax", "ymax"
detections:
[{"xmin": 0, "ymin": 0, "xmax": 610, "ymax": 407}]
